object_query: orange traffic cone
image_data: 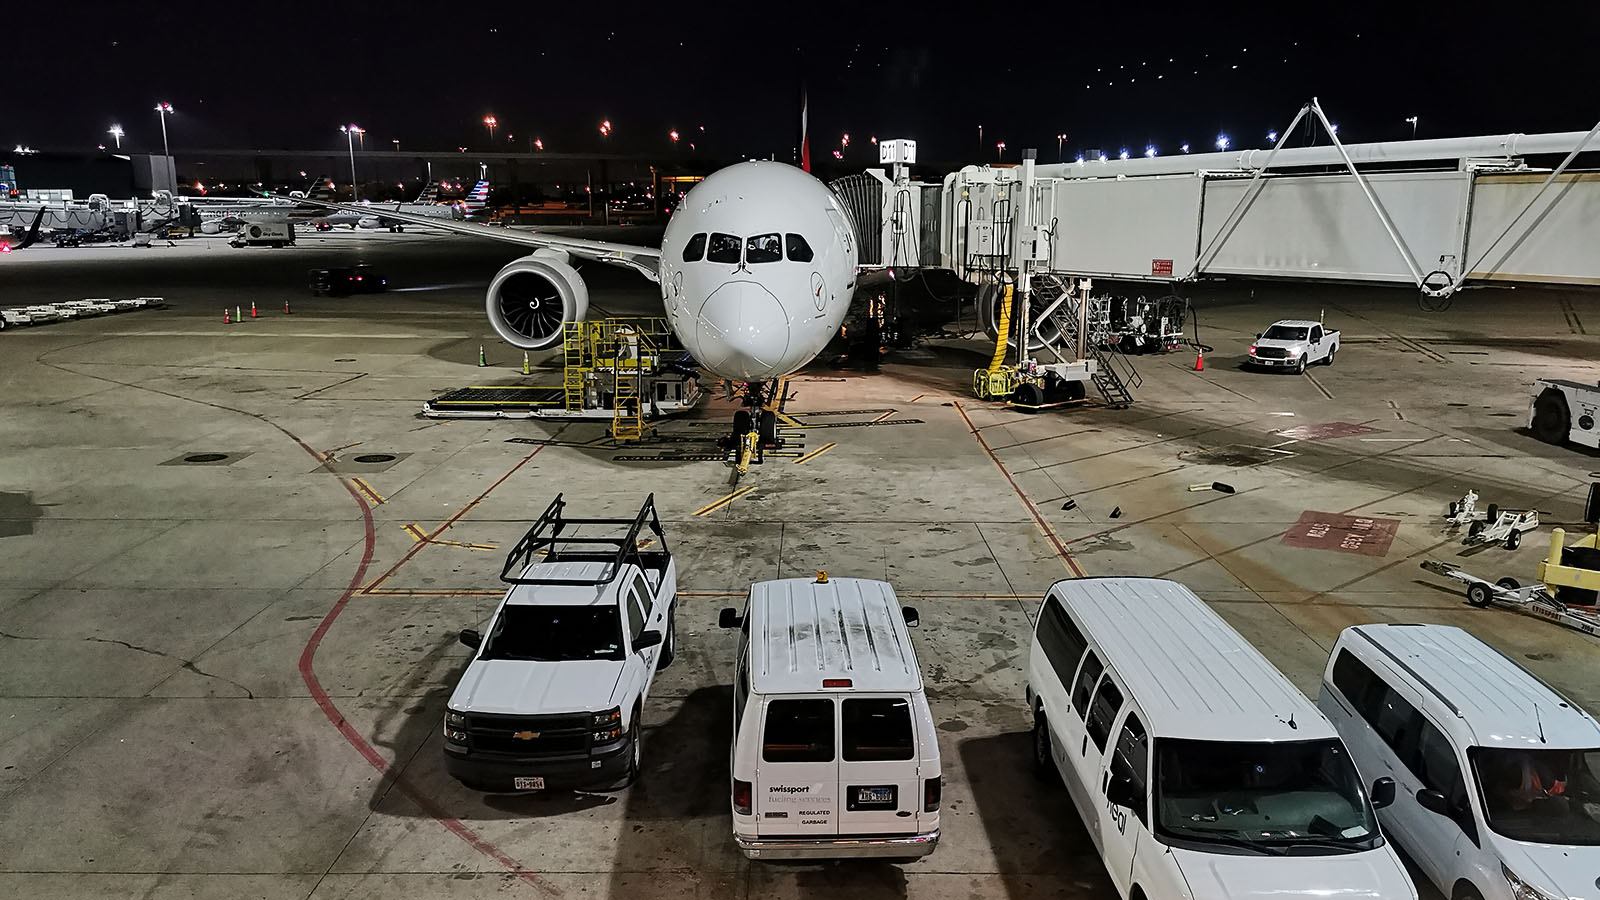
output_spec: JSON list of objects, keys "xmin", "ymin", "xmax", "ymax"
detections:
[
  {"xmin": 1194, "ymin": 350, "xmax": 1205, "ymax": 371},
  {"xmin": 250, "ymin": 300, "xmax": 258, "ymax": 318},
  {"xmin": 284, "ymin": 298, "xmax": 291, "ymax": 314},
  {"xmin": 223, "ymin": 308, "xmax": 231, "ymax": 324}
]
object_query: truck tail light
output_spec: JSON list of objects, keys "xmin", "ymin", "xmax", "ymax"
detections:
[
  {"xmin": 924, "ymin": 776, "xmax": 942, "ymax": 812},
  {"xmin": 733, "ymin": 779, "xmax": 753, "ymax": 815}
]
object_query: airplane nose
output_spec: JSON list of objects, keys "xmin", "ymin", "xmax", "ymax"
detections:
[{"xmin": 694, "ymin": 280, "xmax": 792, "ymax": 380}]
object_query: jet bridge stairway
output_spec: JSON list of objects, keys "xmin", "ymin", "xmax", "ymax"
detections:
[{"xmin": 1030, "ymin": 275, "xmax": 1141, "ymax": 409}]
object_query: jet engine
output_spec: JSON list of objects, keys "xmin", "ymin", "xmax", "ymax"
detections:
[{"xmin": 485, "ymin": 249, "xmax": 590, "ymax": 350}]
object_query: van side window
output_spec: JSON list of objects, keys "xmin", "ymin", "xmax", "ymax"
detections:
[
  {"xmin": 1037, "ymin": 596, "xmax": 1089, "ymax": 685},
  {"xmin": 1371, "ymin": 684, "xmax": 1421, "ymax": 760},
  {"xmin": 763, "ymin": 699, "xmax": 835, "ymax": 762},
  {"xmin": 682, "ymin": 232, "xmax": 707, "ymax": 262},
  {"xmin": 1332, "ymin": 649, "xmax": 1383, "ymax": 717},
  {"xmin": 1086, "ymin": 678, "xmax": 1125, "ymax": 752},
  {"xmin": 1071, "ymin": 651, "xmax": 1104, "ymax": 718},
  {"xmin": 1109, "ymin": 713, "xmax": 1150, "ymax": 824},
  {"xmin": 735, "ymin": 665, "xmax": 750, "ymax": 737},
  {"xmin": 842, "ymin": 698, "xmax": 914, "ymax": 761}
]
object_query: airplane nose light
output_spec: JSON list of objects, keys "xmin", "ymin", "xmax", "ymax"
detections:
[{"xmin": 694, "ymin": 281, "xmax": 791, "ymax": 380}]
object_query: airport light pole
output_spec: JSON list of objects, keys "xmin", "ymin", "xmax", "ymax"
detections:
[
  {"xmin": 1406, "ymin": 116, "xmax": 1418, "ymax": 139},
  {"xmin": 1057, "ymin": 133, "xmax": 1067, "ymax": 162},
  {"xmin": 108, "ymin": 125, "xmax": 124, "ymax": 149},
  {"xmin": 153, "ymin": 103, "xmax": 173, "ymax": 158},
  {"xmin": 340, "ymin": 124, "xmax": 364, "ymax": 201},
  {"xmin": 484, "ymin": 115, "xmax": 497, "ymax": 143},
  {"xmin": 996, "ymin": 141, "xmax": 1006, "ymax": 160}
]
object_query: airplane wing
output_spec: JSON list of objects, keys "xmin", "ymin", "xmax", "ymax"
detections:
[{"xmin": 283, "ymin": 195, "xmax": 662, "ymax": 281}]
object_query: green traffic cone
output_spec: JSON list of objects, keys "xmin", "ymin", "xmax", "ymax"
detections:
[{"xmin": 478, "ymin": 345, "xmax": 487, "ymax": 367}]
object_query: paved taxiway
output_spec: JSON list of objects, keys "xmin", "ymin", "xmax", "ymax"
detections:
[{"xmin": 2, "ymin": 230, "xmax": 1598, "ymax": 899}]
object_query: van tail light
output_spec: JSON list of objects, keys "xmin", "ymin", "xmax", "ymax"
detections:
[
  {"xmin": 733, "ymin": 779, "xmax": 753, "ymax": 815},
  {"xmin": 924, "ymin": 776, "xmax": 942, "ymax": 812}
]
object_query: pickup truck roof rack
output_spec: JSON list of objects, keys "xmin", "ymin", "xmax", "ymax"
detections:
[{"xmin": 500, "ymin": 493, "xmax": 668, "ymax": 586}]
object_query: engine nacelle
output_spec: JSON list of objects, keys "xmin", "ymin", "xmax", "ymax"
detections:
[
  {"xmin": 485, "ymin": 250, "xmax": 589, "ymax": 350},
  {"xmin": 199, "ymin": 219, "xmax": 222, "ymax": 235}
]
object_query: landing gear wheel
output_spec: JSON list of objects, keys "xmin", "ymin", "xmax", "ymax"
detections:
[
  {"xmin": 733, "ymin": 409, "xmax": 753, "ymax": 437},
  {"xmin": 657, "ymin": 609, "xmax": 676, "ymax": 670},
  {"xmin": 1466, "ymin": 583, "xmax": 1494, "ymax": 608},
  {"xmin": 1032, "ymin": 712, "xmax": 1058, "ymax": 783},
  {"xmin": 1531, "ymin": 392, "xmax": 1570, "ymax": 445},
  {"xmin": 1496, "ymin": 577, "xmax": 1520, "ymax": 591},
  {"xmin": 1505, "ymin": 530, "xmax": 1521, "ymax": 551},
  {"xmin": 758, "ymin": 409, "xmax": 777, "ymax": 446}
]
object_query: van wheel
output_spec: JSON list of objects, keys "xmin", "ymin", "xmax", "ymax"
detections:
[
  {"xmin": 1032, "ymin": 712, "xmax": 1058, "ymax": 783},
  {"xmin": 657, "ymin": 609, "xmax": 676, "ymax": 670}
]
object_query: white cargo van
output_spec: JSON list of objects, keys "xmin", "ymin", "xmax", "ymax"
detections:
[
  {"xmin": 719, "ymin": 576, "xmax": 940, "ymax": 860},
  {"xmin": 1319, "ymin": 624, "xmax": 1600, "ymax": 900},
  {"xmin": 1026, "ymin": 578, "xmax": 1415, "ymax": 900}
]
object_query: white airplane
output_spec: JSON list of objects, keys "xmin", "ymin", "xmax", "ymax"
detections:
[{"xmin": 293, "ymin": 160, "xmax": 860, "ymax": 439}]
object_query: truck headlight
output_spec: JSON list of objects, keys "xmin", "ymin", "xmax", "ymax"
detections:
[
  {"xmin": 444, "ymin": 710, "xmax": 469, "ymax": 743},
  {"xmin": 1503, "ymin": 864, "xmax": 1560, "ymax": 900},
  {"xmin": 593, "ymin": 707, "xmax": 624, "ymax": 744},
  {"xmin": 445, "ymin": 710, "xmax": 468, "ymax": 727}
]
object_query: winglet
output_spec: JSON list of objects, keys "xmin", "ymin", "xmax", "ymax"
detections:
[{"xmin": 17, "ymin": 207, "xmax": 46, "ymax": 249}]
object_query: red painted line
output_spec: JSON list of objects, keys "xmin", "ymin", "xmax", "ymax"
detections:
[
  {"xmin": 361, "ymin": 450, "xmax": 541, "ymax": 594},
  {"xmin": 954, "ymin": 402, "xmax": 1087, "ymax": 578},
  {"xmin": 289, "ymin": 437, "xmax": 559, "ymax": 894}
]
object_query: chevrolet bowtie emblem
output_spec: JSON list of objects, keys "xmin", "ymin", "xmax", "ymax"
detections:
[{"xmin": 512, "ymin": 731, "xmax": 539, "ymax": 740}]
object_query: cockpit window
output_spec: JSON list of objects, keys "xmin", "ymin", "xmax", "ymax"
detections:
[
  {"xmin": 746, "ymin": 233, "xmax": 782, "ymax": 264},
  {"xmin": 682, "ymin": 232, "xmax": 706, "ymax": 262},
  {"xmin": 707, "ymin": 233, "xmax": 742, "ymax": 264},
  {"xmin": 785, "ymin": 234, "xmax": 814, "ymax": 263}
]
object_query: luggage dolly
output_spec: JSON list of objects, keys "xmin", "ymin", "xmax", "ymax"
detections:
[
  {"xmin": 1462, "ymin": 507, "xmax": 1538, "ymax": 550},
  {"xmin": 1420, "ymin": 559, "xmax": 1600, "ymax": 639}
]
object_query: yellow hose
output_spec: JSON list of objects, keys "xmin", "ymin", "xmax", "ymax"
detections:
[{"xmin": 988, "ymin": 283, "xmax": 1013, "ymax": 373}]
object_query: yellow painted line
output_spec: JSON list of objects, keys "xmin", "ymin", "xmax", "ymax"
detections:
[
  {"xmin": 775, "ymin": 411, "xmax": 803, "ymax": 427},
  {"xmin": 693, "ymin": 485, "xmax": 757, "ymax": 517},
  {"xmin": 431, "ymin": 538, "xmax": 499, "ymax": 551},
  {"xmin": 352, "ymin": 477, "xmax": 386, "ymax": 505},
  {"xmin": 906, "ymin": 393, "xmax": 926, "ymax": 403},
  {"xmin": 868, "ymin": 410, "xmax": 896, "ymax": 424},
  {"xmin": 792, "ymin": 442, "xmax": 838, "ymax": 465},
  {"xmin": 364, "ymin": 588, "xmax": 505, "ymax": 597},
  {"xmin": 402, "ymin": 523, "xmax": 428, "ymax": 544}
]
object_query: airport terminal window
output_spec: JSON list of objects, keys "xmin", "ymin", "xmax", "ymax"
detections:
[
  {"xmin": 707, "ymin": 232, "xmax": 742, "ymax": 263},
  {"xmin": 746, "ymin": 233, "xmax": 782, "ymax": 263},
  {"xmin": 763, "ymin": 698, "xmax": 835, "ymax": 763},
  {"xmin": 786, "ymin": 233, "xmax": 814, "ymax": 262},
  {"xmin": 1036, "ymin": 597, "xmax": 1089, "ymax": 684},
  {"xmin": 1072, "ymin": 651, "xmax": 1104, "ymax": 718},
  {"xmin": 842, "ymin": 698, "xmax": 914, "ymax": 761},
  {"xmin": 1109, "ymin": 714, "xmax": 1150, "ymax": 824},
  {"xmin": 1086, "ymin": 678, "xmax": 1125, "ymax": 752},
  {"xmin": 682, "ymin": 232, "xmax": 707, "ymax": 262}
]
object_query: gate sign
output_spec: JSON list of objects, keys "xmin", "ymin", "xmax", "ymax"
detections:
[
  {"xmin": 1151, "ymin": 259, "xmax": 1174, "ymax": 276},
  {"xmin": 1281, "ymin": 510, "xmax": 1400, "ymax": 557}
]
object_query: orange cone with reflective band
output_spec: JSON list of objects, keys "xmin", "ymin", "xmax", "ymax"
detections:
[
  {"xmin": 223, "ymin": 308, "xmax": 231, "ymax": 324},
  {"xmin": 1194, "ymin": 351, "xmax": 1204, "ymax": 371},
  {"xmin": 250, "ymin": 300, "xmax": 258, "ymax": 318},
  {"xmin": 284, "ymin": 298, "xmax": 291, "ymax": 314}
]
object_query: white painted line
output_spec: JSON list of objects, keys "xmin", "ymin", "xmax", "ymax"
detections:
[{"xmin": 1359, "ymin": 438, "xmax": 1427, "ymax": 442}]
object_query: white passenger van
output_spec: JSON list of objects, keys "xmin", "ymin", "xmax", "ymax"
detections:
[
  {"xmin": 1026, "ymin": 578, "xmax": 1415, "ymax": 899},
  {"xmin": 1319, "ymin": 624, "xmax": 1600, "ymax": 900},
  {"xmin": 719, "ymin": 575, "xmax": 941, "ymax": 860}
]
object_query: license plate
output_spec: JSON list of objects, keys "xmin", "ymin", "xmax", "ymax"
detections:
[
  {"xmin": 857, "ymin": 786, "xmax": 893, "ymax": 804},
  {"xmin": 513, "ymin": 776, "xmax": 545, "ymax": 791}
]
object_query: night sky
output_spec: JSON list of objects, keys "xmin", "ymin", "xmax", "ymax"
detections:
[{"xmin": 7, "ymin": 2, "xmax": 1599, "ymax": 164}]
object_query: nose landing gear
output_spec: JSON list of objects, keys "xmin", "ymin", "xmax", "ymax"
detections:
[{"xmin": 720, "ymin": 382, "xmax": 783, "ymax": 474}]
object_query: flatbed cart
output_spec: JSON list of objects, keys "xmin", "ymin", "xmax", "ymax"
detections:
[{"xmin": 1420, "ymin": 527, "xmax": 1600, "ymax": 639}]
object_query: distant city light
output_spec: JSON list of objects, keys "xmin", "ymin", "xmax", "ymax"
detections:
[
  {"xmin": 1144, "ymin": 146, "xmax": 1157, "ymax": 158},
  {"xmin": 599, "ymin": 120, "xmax": 612, "ymax": 138},
  {"xmin": 1215, "ymin": 134, "xmax": 1230, "ymax": 150},
  {"xmin": 1267, "ymin": 130, "xmax": 1278, "ymax": 143},
  {"xmin": 1075, "ymin": 154, "xmax": 1085, "ymax": 164},
  {"xmin": 1181, "ymin": 143, "xmax": 1190, "ymax": 153},
  {"xmin": 107, "ymin": 124, "xmax": 124, "ymax": 149},
  {"xmin": 534, "ymin": 138, "xmax": 544, "ymax": 150},
  {"xmin": 1118, "ymin": 149, "xmax": 1130, "ymax": 160},
  {"xmin": 1099, "ymin": 153, "xmax": 1108, "ymax": 162},
  {"xmin": 669, "ymin": 129, "xmax": 680, "ymax": 142}
]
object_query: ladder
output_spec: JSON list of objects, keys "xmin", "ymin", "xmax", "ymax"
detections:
[
  {"xmin": 562, "ymin": 322, "xmax": 586, "ymax": 411},
  {"xmin": 1032, "ymin": 275, "xmax": 1141, "ymax": 408},
  {"xmin": 607, "ymin": 321, "xmax": 649, "ymax": 441}
]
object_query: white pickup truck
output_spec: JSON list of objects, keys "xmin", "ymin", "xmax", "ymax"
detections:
[
  {"xmin": 444, "ymin": 494, "xmax": 677, "ymax": 792},
  {"xmin": 1247, "ymin": 319, "xmax": 1339, "ymax": 373}
]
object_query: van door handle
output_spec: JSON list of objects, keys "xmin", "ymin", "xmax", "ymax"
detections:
[{"xmin": 1081, "ymin": 736, "xmax": 1088, "ymax": 756}]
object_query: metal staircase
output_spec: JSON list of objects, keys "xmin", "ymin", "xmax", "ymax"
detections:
[
  {"xmin": 1031, "ymin": 275, "xmax": 1141, "ymax": 408},
  {"xmin": 562, "ymin": 322, "xmax": 586, "ymax": 412}
]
